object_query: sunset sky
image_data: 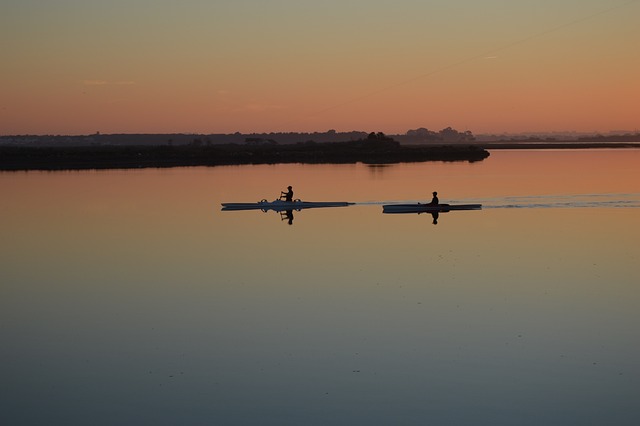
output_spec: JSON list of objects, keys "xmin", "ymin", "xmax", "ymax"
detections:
[{"xmin": 1, "ymin": 0, "xmax": 638, "ymax": 135}]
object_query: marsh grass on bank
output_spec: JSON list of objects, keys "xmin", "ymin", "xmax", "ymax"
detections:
[{"xmin": 0, "ymin": 137, "xmax": 491, "ymax": 171}]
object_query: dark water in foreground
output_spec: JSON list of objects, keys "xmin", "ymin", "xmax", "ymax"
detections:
[{"xmin": 1, "ymin": 150, "xmax": 639, "ymax": 425}]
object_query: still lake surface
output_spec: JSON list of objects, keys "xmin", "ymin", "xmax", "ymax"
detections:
[{"xmin": 1, "ymin": 149, "xmax": 639, "ymax": 425}]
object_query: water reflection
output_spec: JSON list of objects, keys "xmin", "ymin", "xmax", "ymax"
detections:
[
  {"xmin": 366, "ymin": 163, "xmax": 393, "ymax": 177},
  {"xmin": 1, "ymin": 150, "xmax": 639, "ymax": 425},
  {"xmin": 221, "ymin": 200, "xmax": 354, "ymax": 226},
  {"xmin": 431, "ymin": 211, "xmax": 439, "ymax": 224},
  {"xmin": 281, "ymin": 209, "xmax": 294, "ymax": 225}
]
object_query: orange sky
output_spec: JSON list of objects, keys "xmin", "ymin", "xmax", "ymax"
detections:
[{"xmin": 1, "ymin": 0, "xmax": 639, "ymax": 135}]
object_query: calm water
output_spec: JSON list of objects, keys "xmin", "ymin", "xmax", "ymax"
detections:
[{"xmin": 1, "ymin": 150, "xmax": 639, "ymax": 425}]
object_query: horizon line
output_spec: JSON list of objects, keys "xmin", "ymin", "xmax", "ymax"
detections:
[{"xmin": 2, "ymin": 129, "xmax": 639, "ymax": 138}]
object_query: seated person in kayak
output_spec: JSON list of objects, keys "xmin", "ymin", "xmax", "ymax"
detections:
[
  {"xmin": 280, "ymin": 186, "xmax": 294, "ymax": 202},
  {"xmin": 428, "ymin": 191, "xmax": 439, "ymax": 205}
]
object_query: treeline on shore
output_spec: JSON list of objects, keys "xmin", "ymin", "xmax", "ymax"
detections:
[
  {"xmin": 0, "ymin": 135, "xmax": 490, "ymax": 171},
  {"xmin": 3, "ymin": 129, "xmax": 638, "ymax": 148},
  {"xmin": 0, "ymin": 127, "xmax": 479, "ymax": 147}
]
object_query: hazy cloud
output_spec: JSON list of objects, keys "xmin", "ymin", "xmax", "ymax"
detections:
[
  {"xmin": 82, "ymin": 80, "xmax": 136, "ymax": 86},
  {"xmin": 83, "ymin": 80, "xmax": 109, "ymax": 86},
  {"xmin": 216, "ymin": 99, "xmax": 285, "ymax": 113},
  {"xmin": 242, "ymin": 102, "xmax": 284, "ymax": 112}
]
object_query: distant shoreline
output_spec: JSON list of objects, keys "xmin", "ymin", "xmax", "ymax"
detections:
[
  {"xmin": 480, "ymin": 142, "xmax": 640, "ymax": 150},
  {"xmin": 1, "ymin": 141, "xmax": 639, "ymax": 171}
]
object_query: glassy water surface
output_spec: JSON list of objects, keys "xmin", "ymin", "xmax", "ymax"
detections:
[{"xmin": 1, "ymin": 150, "xmax": 639, "ymax": 425}]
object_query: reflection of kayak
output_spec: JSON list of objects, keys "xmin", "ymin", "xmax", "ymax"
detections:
[
  {"xmin": 222, "ymin": 199, "xmax": 353, "ymax": 211},
  {"xmin": 382, "ymin": 203, "xmax": 482, "ymax": 214}
]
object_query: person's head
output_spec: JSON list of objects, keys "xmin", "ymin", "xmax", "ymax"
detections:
[
  {"xmin": 433, "ymin": 191, "xmax": 437, "ymax": 196},
  {"xmin": 288, "ymin": 186, "xmax": 292, "ymax": 190}
]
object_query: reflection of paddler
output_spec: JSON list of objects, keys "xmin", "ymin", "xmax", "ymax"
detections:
[
  {"xmin": 280, "ymin": 186, "xmax": 293, "ymax": 202},
  {"xmin": 431, "ymin": 211, "xmax": 439, "ymax": 225},
  {"xmin": 280, "ymin": 210, "xmax": 294, "ymax": 225}
]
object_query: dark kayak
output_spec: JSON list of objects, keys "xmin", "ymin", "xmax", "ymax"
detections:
[{"xmin": 382, "ymin": 203, "xmax": 482, "ymax": 214}]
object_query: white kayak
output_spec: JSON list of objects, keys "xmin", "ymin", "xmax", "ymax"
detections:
[
  {"xmin": 382, "ymin": 203, "xmax": 482, "ymax": 214},
  {"xmin": 222, "ymin": 199, "xmax": 353, "ymax": 211}
]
